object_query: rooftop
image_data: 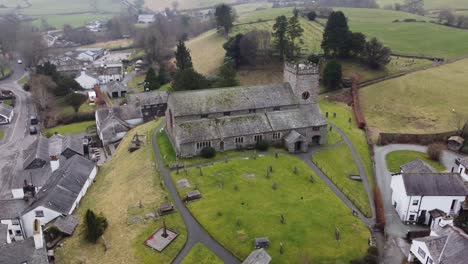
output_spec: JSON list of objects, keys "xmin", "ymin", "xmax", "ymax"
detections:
[
  {"xmin": 400, "ymin": 159, "xmax": 436, "ymax": 174},
  {"xmin": 415, "ymin": 226, "xmax": 468, "ymax": 264},
  {"xmin": 402, "ymin": 173, "xmax": 468, "ymax": 196},
  {"xmin": 0, "ymin": 103, "xmax": 13, "ymax": 117},
  {"xmin": 127, "ymin": 91, "xmax": 169, "ymax": 106},
  {"xmin": 23, "ymin": 136, "xmax": 50, "ymax": 169},
  {"xmin": 0, "ymin": 199, "xmax": 28, "ymax": 219},
  {"xmin": 0, "ymin": 237, "xmax": 48, "ymax": 264}
]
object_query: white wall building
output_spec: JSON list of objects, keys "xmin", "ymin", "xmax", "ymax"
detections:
[
  {"xmin": 0, "ymin": 200, "xmax": 28, "ymax": 242},
  {"xmin": 138, "ymin": 14, "xmax": 156, "ymax": 24},
  {"xmin": 457, "ymin": 157, "xmax": 468, "ymax": 182},
  {"xmin": 390, "ymin": 160, "xmax": 468, "ymax": 225},
  {"xmin": 75, "ymin": 71, "xmax": 99, "ymax": 90},
  {"xmin": 0, "ymin": 103, "xmax": 14, "ymax": 124},
  {"xmin": 95, "ymin": 105, "xmax": 144, "ymax": 145}
]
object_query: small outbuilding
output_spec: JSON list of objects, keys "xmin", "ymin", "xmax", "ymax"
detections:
[
  {"xmin": 0, "ymin": 103, "xmax": 14, "ymax": 124},
  {"xmin": 254, "ymin": 237, "xmax": 270, "ymax": 249},
  {"xmin": 106, "ymin": 81, "xmax": 128, "ymax": 98},
  {"xmin": 448, "ymin": 136, "xmax": 464, "ymax": 151},
  {"xmin": 158, "ymin": 203, "xmax": 175, "ymax": 215},
  {"xmin": 243, "ymin": 248, "xmax": 271, "ymax": 264}
]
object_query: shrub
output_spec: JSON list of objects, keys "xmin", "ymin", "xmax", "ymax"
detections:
[
  {"xmin": 427, "ymin": 143, "xmax": 444, "ymax": 161},
  {"xmin": 85, "ymin": 209, "xmax": 108, "ymax": 243},
  {"xmin": 23, "ymin": 83, "xmax": 30, "ymax": 91},
  {"xmin": 255, "ymin": 139, "xmax": 269, "ymax": 151},
  {"xmin": 322, "ymin": 60, "xmax": 342, "ymax": 90},
  {"xmin": 200, "ymin": 146, "xmax": 216, "ymax": 158}
]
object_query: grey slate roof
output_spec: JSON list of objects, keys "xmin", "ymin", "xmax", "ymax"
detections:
[
  {"xmin": 51, "ymin": 215, "xmax": 79, "ymax": 236},
  {"xmin": 25, "ymin": 155, "xmax": 95, "ymax": 215},
  {"xmin": 242, "ymin": 248, "xmax": 271, "ymax": 264},
  {"xmin": 0, "ymin": 103, "xmax": 13, "ymax": 117},
  {"xmin": 429, "ymin": 209, "xmax": 446, "ymax": 218},
  {"xmin": 49, "ymin": 133, "xmax": 64, "ymax": 157},
  {"xmin": 13, "ymin": 165, "xmax": 52, "ymax": 189},
  {"xmin": 23, "ymin": 136, "xmax": 50, "ymax": 169},
  {"xmin": 0, "ymin": 237, "xmax": 49, "ymax": 264},
  {"xmin": 107, "ymin": 81, "xmax": 127, "ymax": 93},
  {"xmin": 459, "ymin": 157, "xmax": 468, "ymax": 168},
  {"xmin": 0, "ymin": 199, "xmax": 28, "ymax": 219},
  {"xmin": 127, "ymin": 91, "xmax": 169, "ymax": 106},
  {"xmin": 400, "ymin": 159, "xmax": 436, "ymax": 173},
  {"xmin": 0, "ymin": 224, "xmax": 8, "ymax": 246},
  {"xmin": 62, "ymin": 135, "xmax": 84, "ymax": 156},
  {"xmin": 284, "ymin": 130, "xmax": 303, "ymax": 143},
  {"xmin": 96, "ymin": 105, "xmax": 142, "ymax": 124},
  {"xmin": 168, "ymin": 83, "xmax": 299, "ymax": 117},
  {"xmin": 402, "ymin": 173, "xmax": 468, "ymax": 196},
  {"xmin": 414, "ymin": 226, "xmax": 468, "ymax": 264},
  {"xmin": 266, "ymin": 104, "xmax": 326, "ymax": 131}
]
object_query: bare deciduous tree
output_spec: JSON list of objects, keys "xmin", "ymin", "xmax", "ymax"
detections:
[{"xmin": 30, "ymin": 75, "xmax": 55, "ymax": 111}]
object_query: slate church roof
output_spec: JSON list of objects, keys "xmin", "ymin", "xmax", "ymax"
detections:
[{"xmin": 127, "ymin": 91, "xmax": 169, "ymax": 106}]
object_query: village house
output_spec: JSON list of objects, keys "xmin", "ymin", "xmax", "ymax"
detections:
[
  {"xmin": 390, "ymin": 160, "xmax": 468, "ymax": 225},
  {"xmin": 76, "ymin": 48, "xmax": 105, "ymax": 62},
  {"xmin": 127, "ymin": 90, "xmax": 168, "ymax": 121},
  {"xmin": 0, "ymin": 103, "xmax": 14, "ymax": 124},
  {"xmin": 0, "ymin": 224, "xmax": 49, "ymax": 264},
  {"xmin": 106, "ymin": 81, "xmax": 128, "ymax": 98},
  {"xmin": 0, "ymin": 199, "xmax": 28, "ymax": 242},
  {"xmin": 95, "ymin": 105, "xmax": 144, "ymax": 145},
  {"xmin": 407, "ymin": 214, "xmax": 468, "ymax": 263},
  {"xmin": 21, "ymin": 155, "xmax": 97, "ymax": 237},
  {"xmin": 165, "ymin": 62, "xmax": 327, "ymax": 158},
  {"xmin": 138, "ymin": 14, "xmax": 156, "ymax": 24},
  {"xmin": 75, "ymin": 71, "xmax": 99, "ymax": 90}
]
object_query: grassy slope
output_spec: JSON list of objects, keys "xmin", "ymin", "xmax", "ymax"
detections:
[
  {"xmin": 312, "ymin": 144, "xmax": 371, "ymax": 217},
  {"xmin": 376, "ymin": 0, "xmax": 468, "ymax": 9},
  {"xmin": 45, "ymin": 120, "xmax": 95, "ymax": 136},
  {"xmin": 181, "ymin": 243, "xmax": 223, "ymax": 264},
  {"xmin": 319, "ymin": 97, "xmax": 374, "ymax": 188},
  {"xmin": 146, "ymin": 0, "xmax": 236, "ymax": 11},
  {"xmin": 186, "ymin": 30, "xmax": 226, "ymax": 76},
  {"xmin": 171, "ymin": 155, "xmax": 369, "ymax": 263},
  {"xmin": 156, "ymin": 129, "xmax": 177, "ymax": 166},
  {"xmin": 32, "ymin": 13, "xmax": 114, "ymax": 28},
  {"xmin": 55, "ymin": 121, "xmax": 187, "ymax": 264},
  {"xmin": 360, "ymin": 58, "xmax": 468, "ymax": 134},
  {"xmin": 386, "ymin": 150, "xmax": 446, "ymax": 173}
]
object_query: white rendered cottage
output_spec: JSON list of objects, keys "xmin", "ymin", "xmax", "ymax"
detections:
[
  {"xmin": 457, "ymin": 157, "xmax": 468, "ymax": 182},
  {"xmin": 390, "ymin": 160, "xmax": 468, "ymax": 225},
  {"xmin": 0, "ymin": 103, "xmax": 14, "ymax": 124}
]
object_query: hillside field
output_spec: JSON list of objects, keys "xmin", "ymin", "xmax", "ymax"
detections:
[
  {"xmin": 376, "ymin": 0, "xmax": 468, "ymax": 10},
  {"xmin": 360, "ymin": 58, "xmax": 468, "ymax": 135},
  {"xmin": 186, "ymin": 30, "xmax": 226, "ymax": 76}
]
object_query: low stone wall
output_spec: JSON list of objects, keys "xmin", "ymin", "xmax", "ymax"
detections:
[{"xmin": 377, "ymin": 131, "xmax": 459, "ymax": 146}]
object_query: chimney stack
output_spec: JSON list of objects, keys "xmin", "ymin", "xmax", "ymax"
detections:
[{"xmin": 33, "ymin": 219, "xmax": 44, "ymax": 249}]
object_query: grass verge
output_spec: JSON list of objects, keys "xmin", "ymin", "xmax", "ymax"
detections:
[
  {"xmin": 386, "ymin": 150, "xmax": 446, "ymax": 173},
  {"xmin": 181, "ymin": 243, "xmax": 223, "ymax": 264},
  {"xmin": 45, "ymin": 121, "xmax": 95, "ymax": 136}
]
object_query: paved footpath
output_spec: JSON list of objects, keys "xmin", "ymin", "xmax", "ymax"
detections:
[{"xmin": 152, "ymin": 124, "xmax": 241, "ymax": 264}]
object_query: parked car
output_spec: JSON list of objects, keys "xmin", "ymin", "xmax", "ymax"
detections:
[
  {"xmin": 30, "ymin": 115, "xmax": 38, "ymax": 125},
  {"xmin": 17, "ymin": 59, "xmax": 22, "ymax": 64},
  {"xmin": 29, "ymin": 126, "xmax": 37, "ymax": 135}
]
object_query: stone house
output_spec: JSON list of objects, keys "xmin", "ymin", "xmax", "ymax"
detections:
[
  {"xmin": 165, "ymin": 62, "xmax": 327, "ymax": 158},
  {"xmin": 95, "ymin": 105, "xmax": 144, "ymax": 145},
  {"xmin": 127, "ymin": 91, "xmax": 168, "ymax": 121},
  {"xmin": 106, "ymin": 81, "xmax": 128, "ymax": 98}
]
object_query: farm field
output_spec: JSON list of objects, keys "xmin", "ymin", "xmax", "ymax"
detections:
[
  {"xmin": 170, "ymin": 154, "xmax": 369, "ymax": 263},
  {"xmin": 55, "ymin": 121, "xmax": 187, "ymax": 264},
  {"xmin": 386, "ymin": 150, "xmax": 446, "ymax": 173},
  {"xmin": 360, "ymin": 58, "xmax": 468, "ymax": 135},
  {"xmin": 146, "ymin": 0, "xmax": 236, "ymax": 11},
  {"xmin": 376, "ymin": 0, "xmax": 468, "ymax": 10},
  {"xmin": 31, "ymin": 13, "xmax": 113, "ymax": 28},
  {"xmin": 186, "ymin": 30, "xmax": 226, "ymax": 76},
  {"xmin": 312, "ymin": 144, "xmax": 371, "ymax": 217}
]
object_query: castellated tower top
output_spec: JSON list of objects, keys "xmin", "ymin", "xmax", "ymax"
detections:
[{"xmin": 284, "ymin": 62, "xmax": 319, "ymax": 76}]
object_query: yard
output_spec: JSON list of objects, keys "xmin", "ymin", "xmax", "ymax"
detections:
[
  {"xmin": 360, "ymin": 58, "xmax": 468, "ymax": 135},
  {"xmin": 44, "ymin": 120, "xmax": 95, "ymax": 136},
  {"xmin": 170, "ymin": 154, "xmax": 369, "ymax": 263},
  {"xmin": 386, "ymin": 150, "xmax": 446, "ymax": 173},
  {"xmin": 55, "ymin": 121, "xmax": 187, "ymax": 264},
  {"xmin": 181, "ymin": 243, "xmax": 223, "ymax": 264},
  {"xmin": 55, "ymin": 96, "xmax": 95, "ymax": 118},
  {"xmin": 312, "ymin": 144, "xmax": 371, "ymax": 217},
  {"xmin": 318, "ymin": 97, "xmax": 374, "ymax": 187}
]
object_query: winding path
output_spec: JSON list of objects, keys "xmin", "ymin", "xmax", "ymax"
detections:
[{"xmin": 152, "ymin": 123, "xmax": 241, "ymax": 264}]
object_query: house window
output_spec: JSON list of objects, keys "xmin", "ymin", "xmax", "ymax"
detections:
[
  {"xmin": 427, "ymin": 258, "xmax": 433, "ymax": 264},
  {"xmin": 8, "ymin": 230, "xmax": 13, "ymax": 235},
  {"xmin": 412, "ymin": 200, "xmax": 419, "ymax": 206},
  {"xmin": 312, "ymin": 126, "xmax": 320, "ymax": 131},
  {"xmin": 11, "ymin": 219, "xmax": 19, "ymax": 225},
  {"xmin": 409, "ymin": 214, "xmax": 416, "ymax": 221},
  {"xmin": 224, "ymin": 111, "xmax": 231, "ymax": 116},
  {"xmin": 249, "ymin": 109, "xmax": 256, "ymax": 114},
  {"xmin": 235, "ymin": 137, "xmax": 244, "ymax": 144},
  {"xmin": 273, "ymin": 106, "xmax": 280, "ymax": 111},
  {"xmin": 35, "ymin": 210, "xmax": 44, "ymax": 217},
  {"xmin": 254, "ymin": 135, "xmax": 263, "ymax": 142},
  {"xmin": 201, "ymin": 114, "xmax": 208, "ymax": 118},
  {"xmin": 273, "ymin": 132, "xmax": 281, "ymax": 140},
  {"xmin": 15, "ymin": 230, "xmax": 22, "ymax": 236},
  {"xmin": 417, "ymin": 247, "xmax": 426, "ymax": 259},
  {"xmin": 196, "ymin": 141, "xmax": 211, "ymax": 150},
  {"xmin": 465, "ymin": 168, "xmax": 468, "ymax": 174}
]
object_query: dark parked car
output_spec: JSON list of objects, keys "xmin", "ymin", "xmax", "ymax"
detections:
[
  {"xmin": 29, "ymin": 126, "xmax": 37, "ymax": 135},
  {"xmin": 30, "ymin": 115, "xmax": 38, "ymax": 125}
]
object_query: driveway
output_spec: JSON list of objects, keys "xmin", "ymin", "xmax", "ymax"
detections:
[
  {"xmin": 373, "ymin": 144, "xmax": 464, "ymax": 237},
  {"xmin": 0, "ymin": 61, "xmax": 37, "ymax": 199}
]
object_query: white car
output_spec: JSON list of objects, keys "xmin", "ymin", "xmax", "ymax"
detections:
[{"xmin": 17, "ymin": 59, "xmax": 22, "ymax": 64}]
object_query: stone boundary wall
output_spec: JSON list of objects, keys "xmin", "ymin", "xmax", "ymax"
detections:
[{"xmin": 377, "ymin": 131, "xmax": 459, "ymax": 146}]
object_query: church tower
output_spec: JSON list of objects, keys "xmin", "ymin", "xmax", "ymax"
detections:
[{"xmin": 283, "ymin": 62, "xmax": 320, "ymax": 104}]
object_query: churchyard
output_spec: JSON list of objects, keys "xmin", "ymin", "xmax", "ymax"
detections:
[
  {"xmin": 181, "ymin": 243, "xmax": 223, "ymax": 264},
  {"xmin": 170, "ymin": 154, "xmax": 369, "ymax": 263},
  {"xmin": 55, "ymin": 121, "xmax": 187, "ymax": 264}
]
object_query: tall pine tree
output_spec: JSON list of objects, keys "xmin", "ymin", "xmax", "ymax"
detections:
[
  {"xmin": 85, "ymin": 209, "xmax": 108, "ymax": 243},
  {"xmin": 287, "ymin": 14, "xmax": 304, "ymax": 58},
  {"xmin": 321, "ymin": 11, "xmax": 352, "ymax": 57},
  {"xmin": 175, "ymin": 40, "xmax": 193, "ymax": 71},
  {"xmin": 216, "ymin": 58, "xmax": 239, "ymax": 87},
  {"xmin": 144, "ymin": 67, "xmax": 160, "ymax": 91},
  {"xmin": 272, "ymin": 16, "xmax": 289, "ymax": 61}
]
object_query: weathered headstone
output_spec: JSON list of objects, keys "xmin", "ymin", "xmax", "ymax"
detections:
[
  {"xmin": 333, "ymin": 112, "xmax": 336, "ymax": 118},
  {"xmin": 280, "ymin": 214, "xmax": 285, "ymax": 224}
]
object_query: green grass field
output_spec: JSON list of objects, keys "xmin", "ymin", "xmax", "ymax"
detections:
[
  {"xmin": 56, "ymin": 121, "xmax": 187, "ymax": 264},
  {"xmin": 312, "ymin": 144, "xmax": 371, "ymax": 217},
  {"xmin": 171, "ymin": 154, "xmax": 369, "ymax": 263},
  {"xmin": 377, "ymin": 0, "xmax": 468, "ymax": 9},
  {"xmin": 187, "ymin": 30, "xmax": 226, "ymax": 76},
  {"xmin": 31, "ymin": 13, "xmax": 114, "ymax": 28},
  {"xmin": 0, "ymin": 129, "xmax": 4, "ymax": 140},
  {"xmin": 55, "ymin": 96, "xmax": 95, "ymax": 118},
  {"xmin": 386, "ymin": 150, "xmax": 446, "ymax": 173},
  {"xmin": 181, "ymin": 243, "xmax": 223, "ymax": 264},
  {"xmin": 319, "ymin": 97, "xmax": 374, "ymax": 188},
  {"xmin": 360, "ymin": 58, "xmax": 468, "ymax": 134},
  {"xmin": 45, "ymin": 120, "xmax": 95, "ymax": 136}
]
